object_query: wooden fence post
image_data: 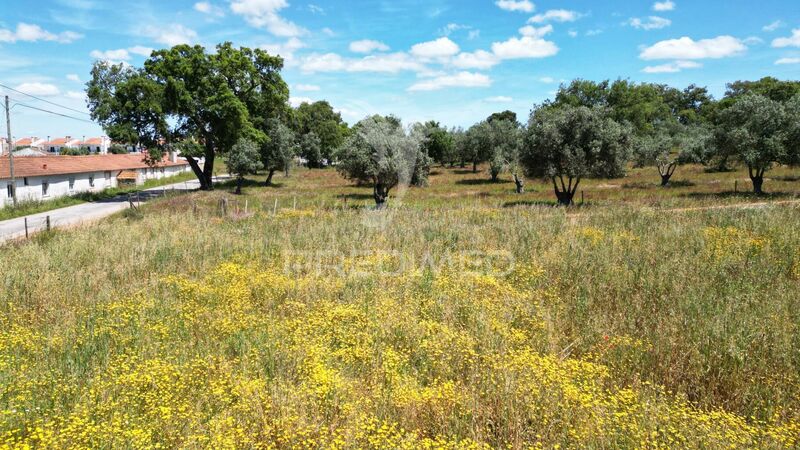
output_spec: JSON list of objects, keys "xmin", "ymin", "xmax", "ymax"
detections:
[
  {"xmin": 46, "ymin": 215, "xmax": 51, "ymax": 231},
  {"xmin": 24, "ymin": 217, "xmax": 28, "ymax": 238}
]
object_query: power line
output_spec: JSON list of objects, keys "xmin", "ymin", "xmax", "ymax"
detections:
[
  {"xmin": 0, "ymin": 82, "xmax": 91, "ymax": 117},
  {"xmin": 11, "ymin": 102, "xmax": 96, "ymax": 124}
]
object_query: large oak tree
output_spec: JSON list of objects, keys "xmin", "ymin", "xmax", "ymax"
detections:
[{"xmin": 87, "ymin": 43, "xmax": 289, "ymax": 190}]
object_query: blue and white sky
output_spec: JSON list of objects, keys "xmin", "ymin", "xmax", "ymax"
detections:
[{"xmin": 1, "ymin": 0, "xmax": 799, "ymax": 138}]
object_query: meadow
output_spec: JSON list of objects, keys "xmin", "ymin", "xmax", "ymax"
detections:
[{"xmin": 0, "ymin": 164, "xmax": 799, "ymax": 448}]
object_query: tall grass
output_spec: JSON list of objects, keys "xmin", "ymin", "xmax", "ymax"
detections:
[{"xmin": 0, "ymin": 167, "xmax": 798, "ymax": 447}]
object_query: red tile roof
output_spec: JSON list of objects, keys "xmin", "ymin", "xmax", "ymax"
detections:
[
  {"xmin": 0, "ymin": 154, "xmax": 189, "ymax": 180},
  {"xmin": 82, "ymin": 137, "xmax": 105, "ymax": 145}
]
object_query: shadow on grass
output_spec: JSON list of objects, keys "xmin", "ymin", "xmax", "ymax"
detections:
[
  {"xmin": 502, "ymin": 199, "xmax": 559, "ymax": 208},
  {"xmin": 337, "ymin": 193, "xmax": 374, "ymax": 201},
  {"xmin": 218, "ymin": 179, "xmax": 285, "ymax": 190},
  {"xmin": 456, "ymin": 178, "xmax": 510, "ymax": 185},
  {"xmin": 453, "ymin": 169, "xmax": 477, "ymax": 175},
  {"xmin": 623, "ymin": 179, "xmax": 696, "ymax": 189},
  {"xmin": 681, "ymin": 190, "xmax": 797, "ymax": 200},
  {"xmin": 772, "ymin": 175, "xmax": 800, "ymax": 182}
]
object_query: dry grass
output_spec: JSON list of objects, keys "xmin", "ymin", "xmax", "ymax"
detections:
[{"xmin": 1, "ymin": 164, "xmax": 799, "ymax": 448}]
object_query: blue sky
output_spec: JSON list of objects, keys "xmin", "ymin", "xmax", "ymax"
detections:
[{"xmin": 1, "ymin": 0, "xmax": 799, "ymax": 139}]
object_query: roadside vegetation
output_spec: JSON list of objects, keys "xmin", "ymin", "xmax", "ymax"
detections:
[{"xmin": 0, "ymin": 170, "xmax": 195, "ymax": 221}]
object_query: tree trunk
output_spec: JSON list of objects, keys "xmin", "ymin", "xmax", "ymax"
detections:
[
  {"xmin": 658, "ymin": 162, "xmax": 677, "ymax": 187},
  {"xmin": 552, "ymin": 176, "xmax": 580, "ymax": 206},
  {"xmin": 513, "ymin": 173, "xmax": 524, "ymax": 194},
  {"xmin": 185, "ymin": 156, "xmax": 208, "ymax": 190},
  {"xmin": 490, "ymin": 170, "xmax": 499, "ymax": 182},
  {"xmin": 265, "ymin": 169, "xmax": 275, "ymax": 186},
  {"xmin": 749, "ymin": 166, "xmax": 765, "ymax": 195},
  {"xmin": 373, "ymin": 183, "xmax": 389, "ymax": 209},
  {"xmin": 472, "ymin": 161, "xmax": 478, "ymax": 173},
  {"xmin": 235, "ymin": 177, "xmax": 243, "ymax": 195},
  {"xmin": 201, "ymin": 140, "xmax": 215, "ymax": 191}
]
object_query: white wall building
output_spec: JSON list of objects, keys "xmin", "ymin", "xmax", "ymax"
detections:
[
  {"xmin": 43, "ymin": 136, "xmax": 82, "ymax": 154},
  {"xmin": 0, "ymin": 154, "xmax": 191, "ymax": 207}
]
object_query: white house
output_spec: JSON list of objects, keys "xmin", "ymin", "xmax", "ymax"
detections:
[
  {"xmin": 43, "ymin": 136, "xmax": 82, "ymax": 154},
  {"xmin": 0, "ymin": 138, "xmax": 8, "ymax": 155},
  {"xmin": 12, "ymin": 137, "xmax": 46, "ymax": 152},
  {"xmin": 0, "ymin": 153, "xmax": 191, "ymax": 207},
  {"xmin": 80, "ymin": 137, "xmax": 112, "ymax": 154}
]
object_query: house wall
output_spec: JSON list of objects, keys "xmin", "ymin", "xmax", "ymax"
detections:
[{"xmin": 1, "ymin": 165, "xmax": 190, "ymax": 207}]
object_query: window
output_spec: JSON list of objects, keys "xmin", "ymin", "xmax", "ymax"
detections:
[
  {"xmin": 6, "ymin": 184, "xmax": 12, "ymax": 198},
  {"xmin": 23, "ymin": 177, "xmax": 29, "ymax": 186},
  {"xmin": 105, "ymin": 171, "xmax": 111, "ymax": 180},
  {"xmin": 50, "ymin": 147, "xmax": 55, "ymax": 152},
  {"xmin": 68, "ymin": 177, "xmax": 75, "ymax": 191},
  {"xmin": 89, "ymin": 176, "xmax": 95, "ymax": 188},
  {"xmin": 42, "ymin": 180, "xmax": 49, "ymax": 197}
]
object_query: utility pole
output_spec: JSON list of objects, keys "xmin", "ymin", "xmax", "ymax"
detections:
[{"xmin": 4, "ymin": 96, "xmax": 16, "ymax": 206}]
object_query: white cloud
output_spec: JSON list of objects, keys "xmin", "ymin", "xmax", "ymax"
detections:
[
  {"xmin": 440, "ymin": 23, "xmax": 471, "ymax": 36},
  {"xmin": 128, "ymin": 46, "xmax": 154, "ymax": 57},
  {"xmin": 491, "ymin": 36, "xmax": 558, "ymax": 59},
  {"xmin": 90, "ymin": 48, "xmax": 131, "ymax": 61},
  {"xmin": 0, "ymin": 23, "xmax": 82, "ymax": 44},
  {"xmin": 65, "ymin": 91, "xmax": 86, "ymax": 100},
  {"xmin": 519, "ymin": 24, "xmax": 553, "ymax": 38},
  {"xmin": 538, "ymin": 76, "xmax": 555, "ymax": 83},
  {"xmin": 468, "ymin": 30, "xmax": 481, "ymax": 40},
  {"xmin": 260, "ymin": 37, "xmax": 306, "ymax": 65},
  {"xmin": 289, "ymin": 96, "xmax": 314, "ymax": 107},
  {"xmin": 349, "ymin": 39, "xmax": 390, "ymax": 53},
  {"xmin": 194, "ymin": 1, "xmax": 225, "ymax": 16},
  {"xmin": 307, "ymin": 4, "xmax": 324, "ymax": 14},
  {"xmin": 652, "ymin": 1, "xmax": 675, "ymax": 11},
  {"xmin": 14, "ymin": 82, "xmax": 60, "ymax": 97},
  {"xmin": 495, "ymin": 0, "xmax": 534, "ymax": 13},
  {"xmin": 66, "ymin": 74, "xmax": 81, "ymax": 82},
  {"xmin": 141, "ymin": 24, "xmax": 198, "ymax": 46},
  {"xmin": 640, "ymin": 35, "xmax": 746, "ymax": 60},
  {"xmin": 628, "ymin": 16, "xmax": 671, "ymax": 30},
  {"xmin": 410, "ymin": 37, "xmax": 460, "ymax": 59},
  {"xmin": 772, "ymin": 29, "xmax": 800, "ymax": 48},
  {"xmin": 322, "ymin": 27, "xmax": 336, "ymax": 36},
  {"xmin": 528, "ymin": 9, "xmax": 580, "ymax": 24},
  {"xmin": 408, "ymin": 72, "xmax": 491, "ymax": 91},
  {"xmin": 642, "ymin": 60, "xmax": 702, "ymax": 73},
  {"xmin": 451, "ymin": 50, "xmax": 499, "ymax": 69},
  {"xmin": 485, "ymin": 96, "xmax": 512, "ymax": 103},
  {"xmin": 294, "ymin": 84, "xmax": 320, "ymax": 91},
  {"xmin": 568, "ymin": 30, "xmax": 578, "ymax": 38},
  {"xmin": 90, "ymin": 46, "xmax": 154, "ymax": 62},
  {"xmin": 300, "ymin": 52, "xmax": 427, "ymax": 74},
  {"xmin": 775, "ymin": 57, "xmax": 800, "ymax": 65},
  {"xmin": 763, "ymin": 20, "xmax": 785, "ymax": 32},
  {"xmin": 230, "ymin": 0, "xmax": 306, "ymax": 37}
]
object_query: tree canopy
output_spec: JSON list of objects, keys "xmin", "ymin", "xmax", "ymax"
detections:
[
  {"xmin": 334, "ymin": 115, "xmax": 428, "ymax": 208},
  {"xmin": 712, "ymin": 93, "xmax": 796, "ymax": 193},
  {"xmin": 522, "ymin": 104, "xmax": 633, "ymax": 205},
  {"xmin": 260, "ymin": 118, "xmax": 297, "ymax": 185},
  {"xmin": 290, "ymin": 101, "xmax": 349, "ymax": 167},
  {"xmin": 87, "ymin": 42, "xmax": 289, "ymax": 190},
  {"xmin": 227, "ymin": 138, "xmax": 263, "ymax": 194}
]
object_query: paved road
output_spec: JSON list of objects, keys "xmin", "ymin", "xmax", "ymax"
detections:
[{"xmin": 0, "ymin": 179, "xmax": 203, "ymax": 244}]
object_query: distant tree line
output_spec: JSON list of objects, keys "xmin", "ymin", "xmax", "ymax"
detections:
[{"xmin": 84, "ymin": 43, "xmax": 800, "ymax": 205}]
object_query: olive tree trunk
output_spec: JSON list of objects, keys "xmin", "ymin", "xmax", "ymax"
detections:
[
  {"xmin": 513, "ymin": 173, "xmax": 524, "ymax": 194},
  {"xmin": 265, "ymin": 169, "xmax": 276, "ymax": 186},
  {"xmin": 373, "ymin": 183, "xmax": 390, "ymax": 209},
  {"xmin": 552, "ymin": 175, "xmax": 580, "ymax": 206},
  {"xmin": 749, "ymin": 166, "xmax": 766, "ymax": 194},
  {"xmin": 658, "ymin": 162, "xmax": 678, "ymax": 187}
]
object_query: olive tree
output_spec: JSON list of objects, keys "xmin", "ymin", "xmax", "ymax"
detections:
[
  {"xmin": 712, "ymin": 94, "xmax": 794, "ymax": 194},
  {"xmin": 260, "ymin": 118, "xmax": 297, "ymax": 185},
  {"xmin": 227, "ymin": 138, "xmax": 263, "ymax": 194},
  {"xmin": 634, "ymin": 125, "xmax": 706, "ymax": 186},
  {"xmin": 334, "ymin": 115, "xmax": 428, "ymax": 209},
  {"xmin": 522, "ymin": 104, "xmax": 633, "ymax": 205},
  {"xmin": 299, "ymin": 132, "xmax": 322, "ymax": 168}
]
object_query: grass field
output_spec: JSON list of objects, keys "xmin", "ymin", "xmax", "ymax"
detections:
[{"xmin": 1, "ymin": 164, "xmax": 799, "ymax": 448}]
